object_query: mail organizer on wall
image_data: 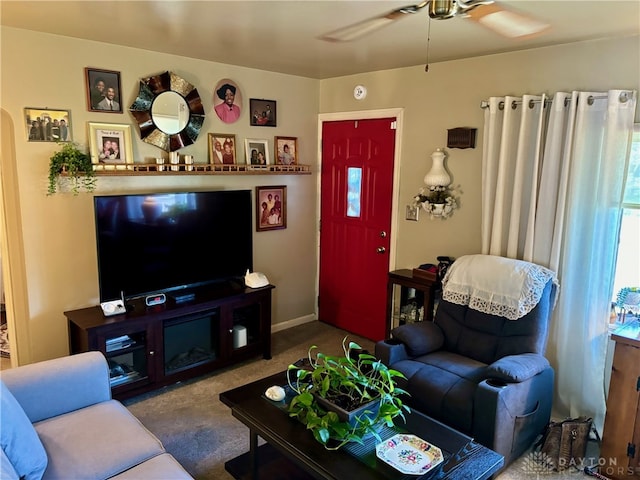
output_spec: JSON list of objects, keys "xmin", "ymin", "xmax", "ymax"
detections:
[{"xmin": 447, "ymin": 127, "xmax": 477, "ymax": 149}]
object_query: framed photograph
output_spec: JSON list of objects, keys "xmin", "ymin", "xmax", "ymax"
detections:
[
  {"xmin": 274, "ymin": 136, "xmax": 298, "ymax": 165},
  {"xmin": 250, "ymin": 99, "xmax": 276, "ymax": 127},
  {"xmin": 88, "ymin": 122, "xmax": 133, "ymax": 169},
  {"xmin": 208, "ymin": 133, "xmax": 238, "ymax": 164},
  {"xmin": 406, "ymin": 204, "xmax": 420, "ymax": 221},
  {"xmin": 85, "ymin": 67, "xmax": 123, "ymax": 113},
  {"xmin": 213, "ymin": 78, "xmax": 242, "ymax": 124},
  {"xmin": 256, "ymin": 186, "xmax": 286, "ymax": 231},
  {"xmin": 24, "ymin": 107, "xmax": 72, "ymax": 142},
  {"xmin": 245, "ymin": 138, "xmax": 270, "ymax": 166}
]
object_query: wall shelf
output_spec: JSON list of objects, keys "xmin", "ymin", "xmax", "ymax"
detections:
[{"xmin": 87, "ymin": 163, "xmax": 312, "ymax": 176}]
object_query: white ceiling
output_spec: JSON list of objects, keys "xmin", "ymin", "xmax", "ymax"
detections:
[{"xmin": 1, "ymin": 1, "xmax": 639, "ymax": 79}]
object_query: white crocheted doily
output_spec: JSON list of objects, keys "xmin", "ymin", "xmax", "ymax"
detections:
[{"xmin": 442, "ymin": 255, "xmax": 558, "ymax": 320}]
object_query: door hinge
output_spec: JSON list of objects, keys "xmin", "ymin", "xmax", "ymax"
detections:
[
  {"xmin": 628, "ymin": 443, "xmax": 636, "ymax": 458},
  {"xmin": 390, "ymin": 120, "xmax": 397, "ymax": 130},
  {"xmin": 636, "ymin": 376, "xmax": 640, "ymax": 391},
  {"xmin": 354, "ymin": 120, "xmax": 358, "ymax": 129}
]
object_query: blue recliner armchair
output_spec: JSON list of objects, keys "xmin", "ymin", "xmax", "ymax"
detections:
[{"xmin": 375, "ymin": 254, "xmax": 558, "ymax": 467}]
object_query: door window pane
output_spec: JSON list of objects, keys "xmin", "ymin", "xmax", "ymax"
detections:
[{"xmin": 346, "ymin": 167, "xmax": 362, "ymax": 218}]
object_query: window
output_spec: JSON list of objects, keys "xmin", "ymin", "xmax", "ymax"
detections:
[{"xmin": 611, "ymin": 124, "xmax": 640, "ymax": 321}]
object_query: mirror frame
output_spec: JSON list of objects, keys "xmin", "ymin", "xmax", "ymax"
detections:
[{"xmin": 130, "ymin": 71, "xmax": 205, "ymax": 152}]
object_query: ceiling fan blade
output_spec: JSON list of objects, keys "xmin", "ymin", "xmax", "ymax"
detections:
[
  {"xmin": 320, "ymin": 1, "xmax": 429, "ymax": 42},
  {"xmin": 465, "ymin": 3, "xmax": 550, "ymax": 38}
]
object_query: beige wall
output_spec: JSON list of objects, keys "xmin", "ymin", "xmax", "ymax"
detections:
[
  {"xmin": 1, "ymin": 27, "xmax": 320, "ymax": 363},
  {"xmin": 319, "ymin": 35, "xmax": 640, "ymax": 271},
  {"xmin": 2, "ymin": 26, "xmax": 638, "ymax": 365}
]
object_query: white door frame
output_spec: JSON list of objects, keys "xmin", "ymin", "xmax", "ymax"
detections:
[{"xmin": 315, "ymin": 108, "xmax": 404, "ymax": 319}]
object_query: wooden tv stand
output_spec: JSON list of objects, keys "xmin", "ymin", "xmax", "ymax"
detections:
[{"xmin": 66, "ymin": 283, "xmax": 274, "ymax": 400}]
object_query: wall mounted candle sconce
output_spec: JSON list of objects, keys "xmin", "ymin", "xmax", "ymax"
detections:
[{"xmin": 412, "ymin": 148, "xmax": 460, "ymax": 220}]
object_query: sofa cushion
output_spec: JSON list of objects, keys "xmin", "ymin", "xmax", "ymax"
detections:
[
  {"xmin": 110, "ymin": 453, "xmax": 192, "ymax": 480},
  {"xmin": 391, "ymin": 322, "xmax": 444, "ymax": 357},
  {"xmin": 34, "ymin": 400, "xmax": 165, "ymax": 480},
  {"xmin": 0, "ymin": 380, "xmax": 48, "ymax": 480},
  {"xmin": 0, "ymin": 444, "xmax": 20, "ymax": 480},
  {"xmin": 485, "ymin": 353, "xmax": 550, "ymax": 383}
]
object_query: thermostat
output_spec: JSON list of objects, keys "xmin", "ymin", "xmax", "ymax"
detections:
[{"xmin": 354, "ymin": 85, "xmax": 367, "ymax": 100}]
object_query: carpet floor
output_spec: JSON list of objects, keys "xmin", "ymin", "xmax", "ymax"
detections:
[{"xmin": 124, "ymin": 321, "xmax": 599, "ymax": 480}]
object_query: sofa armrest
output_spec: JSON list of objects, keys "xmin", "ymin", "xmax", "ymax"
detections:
[
  {"xmin": 375, "ymin": 340, "xmax": 410, "ymax": 365},
  {"xmin": 485, "ymin": 353, "xmax": 550, "ymax": 383},
  {"xmin": 0, "ymin": 351, "xmax": 112, "ymax": 423}
]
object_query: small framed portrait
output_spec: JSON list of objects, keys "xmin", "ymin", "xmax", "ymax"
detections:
[
  {"xmin": 250, "ymin": 99, "xmax": 276, "ymax": 127},
  {"xmin": 213, "ymin": 78, "xmax": 242, "ymax": 124},
  {"xmin": 406, "ymin": 204, "xmax": 420, "ymax": 221},
  {"xmin": 245, "ymin": 138, "xmax": 270, "ymax": 166},
  {"xmin": 85, "ymin": 68, "xmax": 123, "ymax": 113},
  {"xmin": 208, "ymin": 133, "xmax": 238, "ymax": 164},
  {"xmin": 274, "ymin": 136, "xmax": 298, "ymax": 165},
  {"xmin": 256, "ymin": 186, "xmax": 287, "ymax": 231},
  {"xmin": 24, "ymin": 107, "xmax": 72, "ymax": 142},
  {"xmin": 88, "ymin": 122, "xmax": 133, "ymax": 170}
]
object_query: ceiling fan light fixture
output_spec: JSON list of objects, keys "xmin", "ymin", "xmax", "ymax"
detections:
[
  {"xmin": 321, "ymin": 16, "xmax": 398, "ymax": 42},
  {"xmin": 429, "ymin": 0, "xmax": 457, "ymax": 19},
  {"xmin": 468, "ymin": 4, "xmax": 550, "ymax": 38}
]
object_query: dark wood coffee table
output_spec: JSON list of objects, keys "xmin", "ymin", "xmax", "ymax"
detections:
[{"xmin": 220, "ymin": 371, "xmax": 504, "ymax": 480}]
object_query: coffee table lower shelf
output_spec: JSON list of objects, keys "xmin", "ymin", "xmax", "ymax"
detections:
[{"xmin": 225, "ymin": 443, "xmax": 314, "ymax": 480}]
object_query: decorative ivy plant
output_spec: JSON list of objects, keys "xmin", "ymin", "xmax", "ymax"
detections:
[
  {"xmin": 287, "ymin": 337, "xmax": 409, "ymax": 450},
  {"xmin": 48, "ymin": 142, "xmax": 96, "ymax": 195}
]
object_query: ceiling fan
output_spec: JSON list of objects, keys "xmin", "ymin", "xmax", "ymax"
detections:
[{"xmin": 320, "ymin": 0, "xmax": 550, "ymax": 42}]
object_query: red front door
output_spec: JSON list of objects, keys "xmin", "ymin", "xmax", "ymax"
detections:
[{"xmin": 319, "ymin": 118, "xmax": 396, "ymax": 341}]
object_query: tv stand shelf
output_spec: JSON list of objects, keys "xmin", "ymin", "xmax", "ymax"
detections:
[{"xmin": 66, "ymin": 283, "xmax": 274, "ymax": 400}]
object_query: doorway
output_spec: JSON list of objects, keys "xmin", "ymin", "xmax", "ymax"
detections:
[
  {"xmin": 1, "ymin": 108, "xmax": 28, "ymax": 368},
  {"xmin": 317, "ymin": 109, "xmax": 403, "ymax": 341}
]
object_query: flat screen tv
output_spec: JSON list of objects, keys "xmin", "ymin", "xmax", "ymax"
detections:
[{"xmin": 94, "ymin": 190, "xmax": 253, "ymax": 302}]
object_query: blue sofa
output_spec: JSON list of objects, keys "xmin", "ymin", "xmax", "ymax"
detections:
[{"xmin": 0, "ymin": 351, "xmax": 193, "ymax": 480}]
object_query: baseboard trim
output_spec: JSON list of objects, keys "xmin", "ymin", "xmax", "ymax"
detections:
[{"xmin": 271, "ymin": 314, "xmax": 316, "ymax": 333}]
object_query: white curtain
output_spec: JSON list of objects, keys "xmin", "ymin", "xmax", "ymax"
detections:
[{"xmin": 481, "ymin": 90, "xmax": 637, "ymax": 431}]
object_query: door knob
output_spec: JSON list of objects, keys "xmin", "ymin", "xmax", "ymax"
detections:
[
  {"xmin": 376, "ymin": 247, "xmax": 386, "ymax": 254},
  {"xmin": 380, "ymin": 231, "xmax": 387, "ymax": 238}
]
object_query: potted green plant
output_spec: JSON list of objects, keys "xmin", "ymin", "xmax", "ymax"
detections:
[
  {"xmin": 48, "ymin": 142, "xmax": 97, "ymax": 195},
  {"xmin": 287, "ymin": 337, "xmax": 409, "ymax": 450}
]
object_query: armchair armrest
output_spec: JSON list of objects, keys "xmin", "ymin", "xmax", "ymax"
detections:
[
  {"xmin": 389, "ymin": 321, "xmax": 445, "ymax": 357},
  {"xmin": 485, "ymin": 353, "xmax": 550, "ymax": 383},
  {"xmin": 375, "ymin": 339, "xmax": 410, "ymax": 365},
  {"xmin": 0, "ymin": 351, "xmax": 111, "ymax": 423}
]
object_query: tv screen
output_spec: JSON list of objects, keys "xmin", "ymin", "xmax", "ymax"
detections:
[{"xmin": 94, "ymin": 190, "xmax": 253, "ymax": 302}]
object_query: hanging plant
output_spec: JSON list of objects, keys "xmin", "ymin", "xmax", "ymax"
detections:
[
  {"xmin": 412, "ymin": 185, "xmax": 460, "ymax": 220},
  {"xmin": 48, "ymin": 142, "xmax": 97, "ymax": 195}
]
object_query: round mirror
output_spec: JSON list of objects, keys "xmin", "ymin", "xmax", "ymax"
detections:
[
  {"xmin": 151, "ymin": 91, "xmax": 189, "ymax": 134},
  {"xmin": 130, "ymin": 71, "xmax": 204, "ymax": 152}
]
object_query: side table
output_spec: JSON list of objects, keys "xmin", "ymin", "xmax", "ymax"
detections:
[{"xmin": 386, "ymin": 269, "xmax": 440, "ymax": 338}]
